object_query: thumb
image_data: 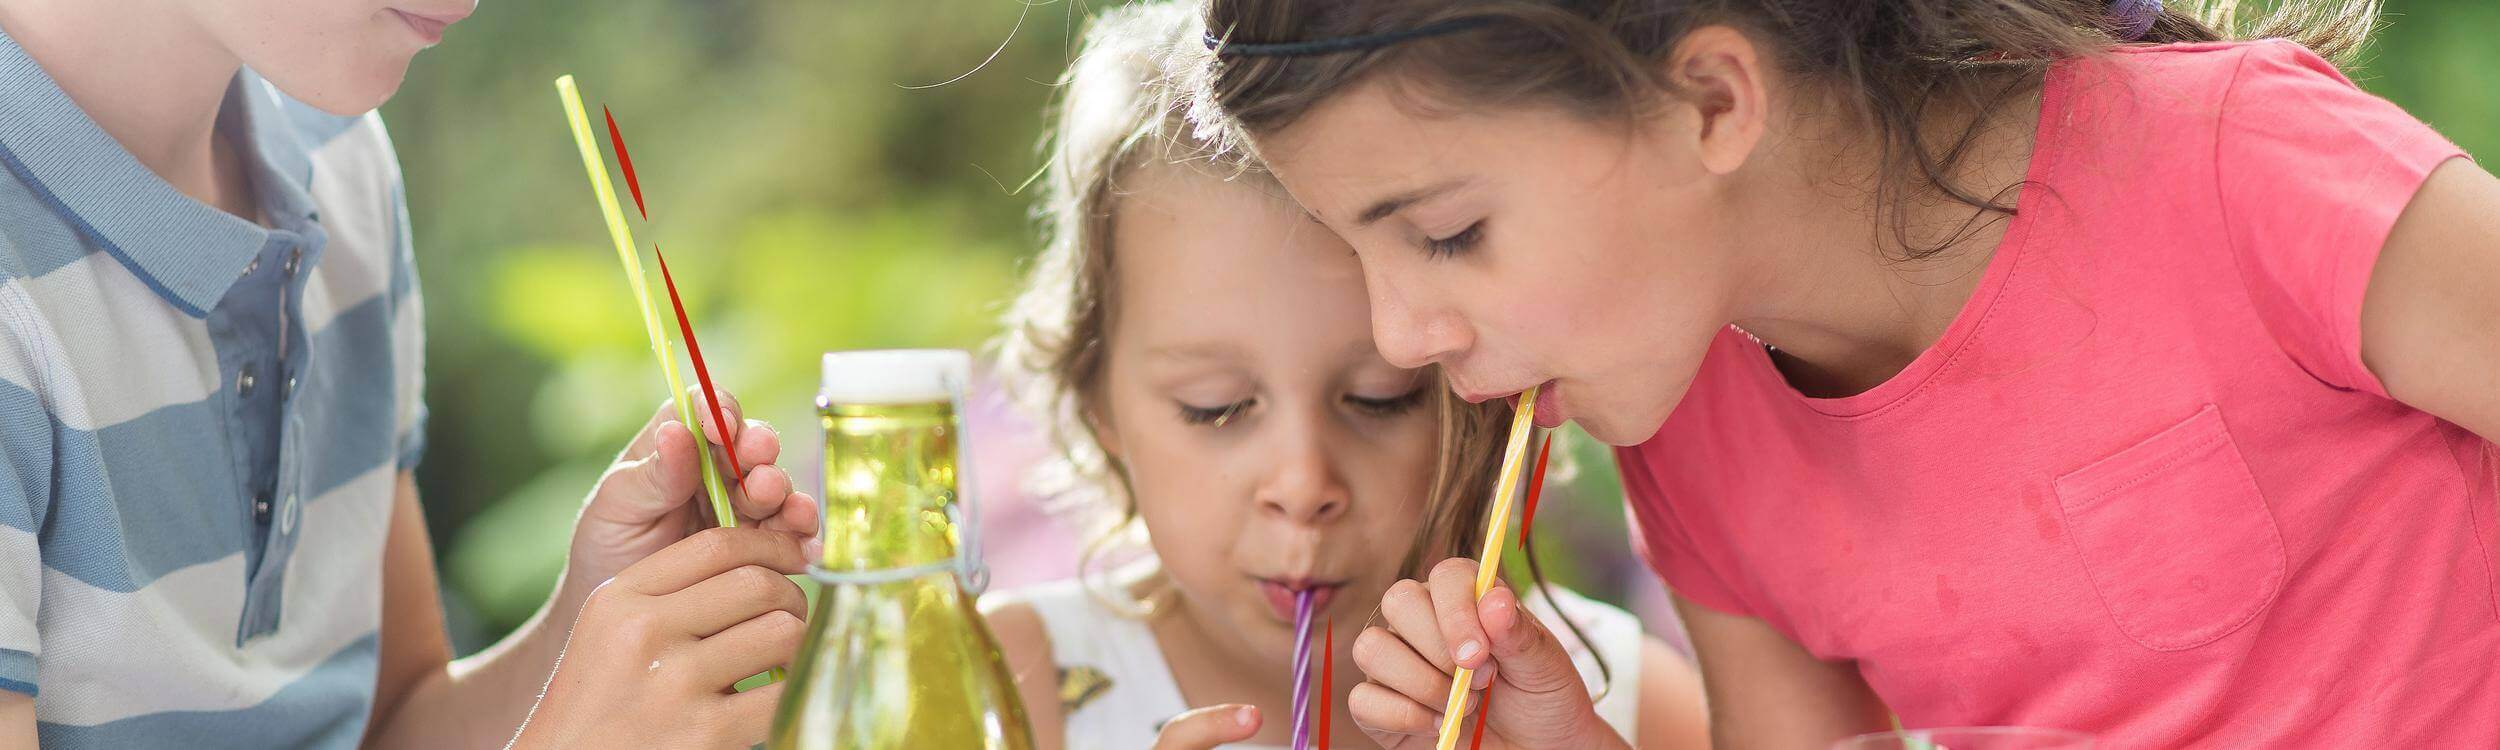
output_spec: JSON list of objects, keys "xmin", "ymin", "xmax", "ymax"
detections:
[
  {"xmin": 1152, "ymin": 704, "xmax": 1261, "ymax": 750},
  {"xmin": 1479, "ymin": 587, "xmax": 1584, "ymax": 697},
  {"xmin": 589, "ymin": 421, "xmax": 701, "ymax": 522}
]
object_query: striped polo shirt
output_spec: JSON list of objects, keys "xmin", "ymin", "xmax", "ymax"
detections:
[{"xmin": 0, "ymin": 28, "xmax": 425, "ymax": 748}]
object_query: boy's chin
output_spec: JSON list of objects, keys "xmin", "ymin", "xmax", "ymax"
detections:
[{"xmin": 262, "ymin": 60, "xmax": 413, "ymax": 117}]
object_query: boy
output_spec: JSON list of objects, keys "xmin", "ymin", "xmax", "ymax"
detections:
[{"xmin": 0, "ymin": 0, "xmax": 819, "ymax": 746}]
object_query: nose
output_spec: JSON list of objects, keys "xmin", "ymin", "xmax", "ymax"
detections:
[
  {"xmin": 1368, "ymin": 276, "xmax": 1469, "ymax": 370},
  {"xmin": 1254, "ymin": 410, "xmax": 1351, "ymax": 526}
]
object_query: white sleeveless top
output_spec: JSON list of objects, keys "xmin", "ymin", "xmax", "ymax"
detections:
[{"xmin": 1005, "ymin": 579, "xmax": 1645, "ymax": 749}]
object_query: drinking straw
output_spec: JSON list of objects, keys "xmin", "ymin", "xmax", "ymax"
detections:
[
  {"xmin": 653, "ymin": 245, "xmax": 747, "ymax": 482},
  {"xmin": 1290, "ymin": 588, "xmax": 1317, "ymax": 750},
  {"xmin": 555, "ymin": 77, "xmax": 736, "ymax": 526},
  {"xmin": 1468, "ymin": 691, "xmax": 1493, "ymax": 750},
  {"xmin": 1517, "ymin": 435, "xmax": 1555, "ymax": 543},
  {"xmin": 560, "ymin": 76, "xmax": 779, "ymax": 684},
  {"xmin": 1431, "ymin": 385, "xmax": 1540, "ymax": 750},
  {"xmin": 1319, "ymin": 617, "xmax": 1333, "ymax": 750}
]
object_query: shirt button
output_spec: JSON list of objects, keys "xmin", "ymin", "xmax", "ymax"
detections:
[
  {"xmin": 285, "ymin": 376, "xmax": 298, "ymax": 397},
  {"xmin": 253, "ymin": 496, "xmax": 271, "ymax": 519},
  {"xmin": 237, "ymin": 364, "xmax": 257, "ymax": 397},
  {"xmin": 283, "ymin": 247, "xmax": 302, "ymax": 277},
  {"xmin": 241, "ymin": 257, "xmax": 260, "ymax": 278}
]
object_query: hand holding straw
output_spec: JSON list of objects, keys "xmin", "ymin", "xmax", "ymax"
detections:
[
  {"xmin": 1431, "ymin": 385, "xmax": 1540, "ymax": 750},
  {"xmin": 560, "ymin": 78, "xmax": 782, "ymax": 685},
  {"xmin": 1290, "ymin": 589, "xmax": 1317, "ymax": 750},
  {"xmin": 553, "ymin": 76, "xmax": 737, "ymax": 529}
]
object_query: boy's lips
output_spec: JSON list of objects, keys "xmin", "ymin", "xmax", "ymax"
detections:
[
  {"xmin": 1257, "ymin": 578, "xmax": 1342, "ymax": 622},
  {"xmin": 389, "ymin": 8, "xmax": 468, "ymax": 44}
]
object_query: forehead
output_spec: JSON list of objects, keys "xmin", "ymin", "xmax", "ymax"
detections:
[
  {"xmin": 1257, "ymin": 78, "xmax": 1614, "ymax": 224},
  {"xmin": 1106, "ymin": 164, "xmax": 1374, "ymax": 357}
]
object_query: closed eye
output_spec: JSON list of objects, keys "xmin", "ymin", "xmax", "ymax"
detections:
[
  {"xmin": 1425, "ymin": 221, "xmax": 1483, "ymax": 260},
  {"xmin": 1346, "ymin": 387, "xmax": 1428, "ymax": 418},
  {"xmin": 1179, "ymin": 399, "xmax": 1253, "ymax": 426}
]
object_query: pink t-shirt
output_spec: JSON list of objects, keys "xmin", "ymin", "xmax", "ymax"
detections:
[{"xmin": 1619, "ymin": 40, "xmax": 2491, "ymax": 745}]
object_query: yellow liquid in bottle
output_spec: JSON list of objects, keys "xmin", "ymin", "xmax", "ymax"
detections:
[{"xmin": 769, "ymin": 400, "xmax": 1034, "ymax": 749}]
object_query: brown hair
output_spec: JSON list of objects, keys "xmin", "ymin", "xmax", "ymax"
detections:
[
  {"xmin": 1198, "ymin": 0, "xmax": 2382, "ymax": 256},
  {"xmin": 994, "ymin": 6, "xmax": 1600, "ymax": 683}
]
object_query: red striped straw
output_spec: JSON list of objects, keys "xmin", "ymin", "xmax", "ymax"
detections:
[{"xmin": 653, "ymin": 245, "xmax": 745, "ymax": 482}]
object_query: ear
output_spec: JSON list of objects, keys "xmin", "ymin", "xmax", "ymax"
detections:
[{"xmin": 1662, "ymin": 25, "xmax": 1770, "ymax": 176}]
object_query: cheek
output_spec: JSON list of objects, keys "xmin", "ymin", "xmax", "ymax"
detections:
[
  {"xmin": 214, "ymin": 3, "xmax": 419, "ymax": 115},
  {"xmin": 1340, "ymin": 420, "xmax": 1439, "ymax": 556},
  {"xmin": 1114, "ymin": 420, "xmax": 1248, "ymax": 580}
]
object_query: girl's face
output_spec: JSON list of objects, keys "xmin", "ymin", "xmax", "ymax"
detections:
[
  {"xmin": 1255, "ymin": 80, "xmax": 1744, "ymax": 446},
  {"xmin": 1095, "ymin": 163, "xmax": 1440, "ymax": 665}
]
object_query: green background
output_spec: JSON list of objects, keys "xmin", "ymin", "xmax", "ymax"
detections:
[{"xmin": 381, "ymin": 0, "xmax": 2499, "ymax": 652}]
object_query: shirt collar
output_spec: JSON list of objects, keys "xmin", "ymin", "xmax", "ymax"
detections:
[{"xmin": 0, "ymin": 29, "xmax": 322, "ymax": 318}]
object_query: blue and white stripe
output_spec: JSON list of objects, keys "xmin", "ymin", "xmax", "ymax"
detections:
[{"xmin": 0, "ymin": 25, "xmax": 424, "ymax": 748}]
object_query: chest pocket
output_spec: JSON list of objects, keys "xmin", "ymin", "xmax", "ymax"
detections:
[{"xmin": 2055, "ymin": 404, "xmax": 2287, "ymax": 651}]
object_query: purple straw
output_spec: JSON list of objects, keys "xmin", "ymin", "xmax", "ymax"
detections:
[{"xmin": 1289, "ymin": 588, "xmax": 1316, "ymax": 750}]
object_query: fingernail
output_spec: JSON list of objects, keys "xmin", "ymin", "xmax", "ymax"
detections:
[
  {"xmin": 1471, "ymin": 666, "xmax": 1492, "ymax": 690},
  {"xmin": 1455, "ymin": 640, "xmax": 1482, "ymax": 663},
  {"xmin": 1234, "ymin": 705, "xmax": 1256, "ymax": 727}
]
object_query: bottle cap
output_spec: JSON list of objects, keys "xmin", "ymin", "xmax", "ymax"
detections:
[{"xmin": 819, "ymin": 349, "xmax": 971, "ymax": 404}]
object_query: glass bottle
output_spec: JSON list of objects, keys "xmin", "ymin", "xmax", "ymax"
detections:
[{"xmin": 769, "ymin": 350, "xmax": 1034, "ymax": 749}]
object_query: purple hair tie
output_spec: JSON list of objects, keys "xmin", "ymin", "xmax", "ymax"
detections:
[{"xmin": 2110, "ymin": 0, "xmax": 2161, "ymax": 41}]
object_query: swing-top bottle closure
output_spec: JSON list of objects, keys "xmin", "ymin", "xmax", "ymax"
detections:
[{"xmin": 811, "ymin": 349, "xmax": 990, "ymax": 593}]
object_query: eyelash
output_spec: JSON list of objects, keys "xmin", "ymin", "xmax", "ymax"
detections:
[
  {"xmin": 1346, "ymin": 387, "xmax": 1430, "ymax": 418},
  {"xmin": 1176, "ymin": 388, "xmax": 1428, "ymax": 427},
  {"xmin": 1425, "ymin": 221, "xmax": 1484, "ymax": 259},
  {"xmin": 1179, "ymin": 400, "xmax": 1251, "ymax": 426}
]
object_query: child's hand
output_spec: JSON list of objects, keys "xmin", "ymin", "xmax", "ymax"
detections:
[
  {"xmin": 513, "ymin": 527, "xmax": 809, "ymax": 749},
  {"xmin": 1151, "ymin": 704, "xmax": 1261, "ymax": 750},
  {"xmin": 564, "ymin": 387, "xmax": 820, "ymax": 606},
  {"xmin": 1349, "ymin": 558, "xmax": 1627, "ymax": 750}
]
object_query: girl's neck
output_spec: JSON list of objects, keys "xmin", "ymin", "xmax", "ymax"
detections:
[
  {"xmin": 1143, "ymin": 579, "xmax": 1364, "ymax": 747},
  {"xmin": 0, "ymin": 0, "xmax": 253, "ymax": 216},
  {"xmin": 1724, "ymin": 82, "xmax": 2046, "ymax": 397}
]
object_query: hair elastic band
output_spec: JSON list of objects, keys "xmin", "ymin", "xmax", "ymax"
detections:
[
  {"xmin": 1206, "ymin": 17, "xmax": 1493, "ymax": 58},
  {"xmin": 2111, "ymin": 0, "xmax": 2162, "ymax": 41}
]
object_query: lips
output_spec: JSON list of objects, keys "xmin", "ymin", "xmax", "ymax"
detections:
[
  {"xmin": 1453, "ymin": 379, "xmax": 1559, "ymax": 413},
  {"xmin": 1257, "ymin": 578, "xmax": 1343, "ymax": 622},
  {"xmin": 1531, "ymin": 382, "xmax": 1565, "ymax": 428},
  {"xmin": 389, "ymin": 7, "xmax": 469, "ymax": 44}
]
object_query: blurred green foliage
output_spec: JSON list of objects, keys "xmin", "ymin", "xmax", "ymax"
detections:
[{"xmin": 383, "ymin": 0, "xmax": 2495, "ymax": 651}]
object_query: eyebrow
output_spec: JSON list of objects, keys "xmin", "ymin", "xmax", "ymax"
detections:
[
  {"xmin": 1353, "ymin": 177, "xmax": 1470, "ymax": 228},
  {"xmin": 1145, "ymin": 342, "xmax": 1248, "ymax": 364}
]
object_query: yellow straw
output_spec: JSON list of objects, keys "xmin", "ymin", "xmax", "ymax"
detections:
[
  {"xmin": 554, "ymin": 76, "xmax": 737, "ymax": 529},
  {"xmin": 1432, "ymin": 384, "xmax": 1539, "ymax": 750}
]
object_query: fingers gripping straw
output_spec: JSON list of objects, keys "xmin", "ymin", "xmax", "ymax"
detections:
[
  {"xmin": 1290, "ymin": 589, "xmax": 1317, "ymax": 750},
  {"xmin": 553, "ymin": 75, "xmax": 737, "ymax": 529},
  {"xmin": 1433, "ymin": 385, "xmax": 1540, "ymax": 750}
]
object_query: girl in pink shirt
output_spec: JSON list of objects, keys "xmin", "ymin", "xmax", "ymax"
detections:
[{"xmin": 1193, "ymin": 0, "xmax": 2500, "ymax": 746}]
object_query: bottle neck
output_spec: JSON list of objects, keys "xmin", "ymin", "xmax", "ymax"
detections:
[{"xmin": 817, "ymin": 400, "xmax": 962, "ymax": 573}]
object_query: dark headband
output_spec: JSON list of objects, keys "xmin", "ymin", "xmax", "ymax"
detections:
[{"xmin": 1204, "ymin": 17, "xmax": 1494, "ymax": 58}]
